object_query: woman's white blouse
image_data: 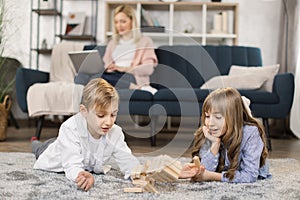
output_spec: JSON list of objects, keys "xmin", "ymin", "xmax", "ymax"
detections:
[{"xmin": 112, "ymin": 38, "xmax": 136, "ymax": 67}]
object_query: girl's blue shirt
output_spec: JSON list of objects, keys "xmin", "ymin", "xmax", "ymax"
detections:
[{"xmin": 199, "ymin": 125, "xmax": 271, "ymax": 183}]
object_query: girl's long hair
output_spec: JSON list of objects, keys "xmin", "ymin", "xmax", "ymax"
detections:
[
  {"xmin": 192, "ymin": 87, "xmax": 268, "ymax": 180},
  {"xmin": 112, "ymin": 5, "xmax": 141, "ymax": 43}
]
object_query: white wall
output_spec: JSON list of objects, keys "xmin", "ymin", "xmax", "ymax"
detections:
[
  {"xmin": 231, "ymin": 0, "xmax": 282, "ymax": 66},
  {"xmin": 3, "ymin": 0, "xmax": 282, "ymax": 69},
  {"xmin": 3, "ymin": 1, "xmax": 31, "ymax": 68},
  {"xmin": 3, "ymin": 0, "xmax": 282, "ymax": 118}
]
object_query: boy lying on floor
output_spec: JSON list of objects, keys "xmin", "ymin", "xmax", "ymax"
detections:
[{"xmin": 31, "ymin": 78, "xmax": 139, "ymax": 191}]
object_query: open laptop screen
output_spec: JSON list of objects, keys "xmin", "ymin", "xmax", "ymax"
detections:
[{"xmin": 68, "ymin": 50, "xmax": 105, "ymax": 74}]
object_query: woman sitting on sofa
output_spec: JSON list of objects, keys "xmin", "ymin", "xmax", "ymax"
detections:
[
  {"xmin": 75, "ymin": 5, "xmax": 157, "ymax": 94},
  {"xmin": 102, "ymin": 5, "xmax": 158, "ymax": 93}
]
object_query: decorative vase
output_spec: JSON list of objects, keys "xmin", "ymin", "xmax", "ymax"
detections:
[{"xmin": 0, "ymin": 95, "xmax": 12, "ymax": 141}]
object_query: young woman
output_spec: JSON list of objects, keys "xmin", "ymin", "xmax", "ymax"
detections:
[
  {"xmin": 102, "ymin": 5, "xmax": 158, "ymax": 93},
  {"xmin": 180, "ymin": 87, "xmax": 270, "ymax": 183}
]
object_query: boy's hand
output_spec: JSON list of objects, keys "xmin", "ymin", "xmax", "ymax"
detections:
[{"xmin": 75, "ymin": 171, "xmax": 95, "ymax": 191}]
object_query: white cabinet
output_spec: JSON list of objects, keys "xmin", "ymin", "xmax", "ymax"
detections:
[{"xmin": 104, "ymin": 1, "xmax": 239, "ymax": 46}]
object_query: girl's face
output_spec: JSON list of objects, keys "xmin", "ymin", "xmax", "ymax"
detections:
[
  {"xmin": 204, "ymin": 109, "xmax": 226, "ymax": 138},
  {"xmin": 114, "ymin": 12, "xmax": 132, "ymax": 36},
  {"xmin": 80, "ymin": 101, "xmax": 118, "ymax": 139}
]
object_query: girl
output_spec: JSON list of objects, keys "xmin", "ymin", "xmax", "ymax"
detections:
[{"xmin": 180, "ymin": 87, "xmax": 270, "ymax": 183}]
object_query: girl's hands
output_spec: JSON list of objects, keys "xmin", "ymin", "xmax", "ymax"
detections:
[
  {"xmin": 203, "ymin": 126, "xmax": 221, "ymax": 156},
  {"xmin": 179, "ymin": 163, "xmax": 205, "ymax": 179},
  {"xmin": 191, "ymin": 170, "xmax": 206, "ymax": 182},
  {"xmin": 191, "ymin": 170, "xmax": 222, "ymax": 182},
  {"xmin": 75, "ymin": 171, "xmax": 95, "ymax": 191},
  {"xmin": 203, "ymin": 126, "xmax": 219, "ymax": 143}
]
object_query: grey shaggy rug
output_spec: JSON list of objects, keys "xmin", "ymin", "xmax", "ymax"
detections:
[{"xmin": 0, "ymin": 153, "xmax": 299, "ymax": 200}]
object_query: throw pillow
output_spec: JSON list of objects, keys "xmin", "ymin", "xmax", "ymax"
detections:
[
  {"xmin": 229, "ymin": 64, "xmax": 280, "ymax": 92},
  {"xmin": 200, "ymin": 74, "xmax": 267, "ymax": 90}
]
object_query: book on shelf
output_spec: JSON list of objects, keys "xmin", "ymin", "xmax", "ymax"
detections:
[
  {"xmin": 65, "ymin": 12, "xmax": 86, "ymax": 35},
  {"xmin": 210, "ymin": 11, "xmax": 228, "ymax": 34},
  {"xmin": 141, "ymin": 7, "xmax": 164, "ymax": 33},
  {"xmin": 39, "ymin": 0, "xmax": 55, "ymax": 9},
  {"xmin": 141, "ymin": 8, "xmax": 154, "ymax": 27}
]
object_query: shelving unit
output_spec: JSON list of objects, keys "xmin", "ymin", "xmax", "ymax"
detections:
[
  {"xmin": 104, "ymin": 1, "xmax": 239, "ymax": 46},
  {"xmin": 30, "ymin": 0, "xmax": 98, "ymax": 70},
  {"xmin": 56, "ymin": 0, "xmax": 98, "ymax": 43},
  {"xmin": 30, "ymin": 0, "xmax": 62, "ymax": 69}
]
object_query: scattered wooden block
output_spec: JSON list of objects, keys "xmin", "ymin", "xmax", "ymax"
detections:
[
  {"xmin": 132, "ymin": 177, "xmax": 158, "ymax": 193},
  {"xmin": 193, "ymin": 156, "xmax": 201, "ymax": 168},
  {"xmin": 126, "ymin": 155, "xmax": 183, "ymax": 193},
  {"xmin": 124, "ymin": 187, "xmax": 143, "ymax": 193},
  {"xmin": 130, "ymin": 164, "xmax": 144, "ymax": 179}
]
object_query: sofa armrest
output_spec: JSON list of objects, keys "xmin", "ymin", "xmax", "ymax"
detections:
[
  {"xmin": 272, "ymin": 73, "xmax": 294, "ymax": 117},
  {"xmin": 16, "ymin": 68, "xmax": 49, "ymax": 113}
]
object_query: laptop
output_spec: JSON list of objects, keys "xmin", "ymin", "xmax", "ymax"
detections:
[{"xmin": 68, "ymin": 50, "xmax": 105, "ymax": 74}]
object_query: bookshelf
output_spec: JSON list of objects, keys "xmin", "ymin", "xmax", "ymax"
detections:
[
  {"xmin": 30, "ymin": 0, "xmax": 98, "ymax": 70},
  {"xmin": 104, "ymin": 1, "xmax": 239, "ymax": 46},
  {"xmin": 56, "ymin": 0, "xmax": 98, "ymax": 43},
  {"xmin": 30, "ymin": 0, "xmax": 62, "ymax": 69}
]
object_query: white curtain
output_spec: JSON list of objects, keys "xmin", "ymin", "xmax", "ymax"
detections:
[{"xmin": 290, "ymin": 1, "xmax": 300, "ymax": 139}]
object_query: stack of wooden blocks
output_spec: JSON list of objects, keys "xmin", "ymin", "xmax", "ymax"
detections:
[{"xmin": 124, "ymin": 155, "xmax": 184, "ymax": 193}]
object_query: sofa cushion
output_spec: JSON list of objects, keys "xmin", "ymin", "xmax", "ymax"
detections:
[
  {"xmin": 238, "ymin": 90, "xmax": 279, "ymax": 104},
  {"xmin": 229, "ymin": 64, "xmax": 279, "ymax": 92},
  {"xmin": 203, "ymin": 46, "xmax": 263, "ymax": 75},
  {"xmin": 117, "ymin": 89, "xmax": 153, "ymax": 101},
  {"xmin": 152, "ymin": 45, "xmax": 263, "ymax": 90},
  {"xmin": 153, "ymin": 88, "xmax": 209, "ymax": 102},
  {"xmin": 200, "ymin": 74, "xmax": 267, "ymax": 90}
]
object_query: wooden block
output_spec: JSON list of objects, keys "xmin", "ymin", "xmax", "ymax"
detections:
[
  {"xmin": 124, "ymin": 187, "xmax": 143, "ymax": 193},
  {"xmin": 193, "ymin": 156, "xmax": 201, "ymax": 168},
  {"xmin": 150, "ymin": 172, "xmax": 165, "ymax": 182},
  {"xmin": 167, "ymin": 161, "xmax": 182, "ymax": 175},
  {"xmin": 145, "ymin": 176, "xmax": 155, "ymax": 186},
  {"xmin": 132, "ymin": 178, "xmax": 148, "ymax": 186},
  {"xmin": 131, "ymin": 176, "xmax": 158, "ymax": 193},
  {"xmin": 143, "ymin": 183, "xmax": 159, "ymax": 193},
  {"xmin": 160, "ymin": 169, "xmax": 176, "ymax": 182},
  {"xmin": 162, "ymin": 166, "xmax": 179, "ymax": 180}
]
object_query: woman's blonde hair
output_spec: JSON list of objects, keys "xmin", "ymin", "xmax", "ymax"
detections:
[
  {"xmin": 112, "ymin": 5, "xmax": 141, "ymax": 43},
  {"xmin": 81, "ymin": 78, "xmax": 119, "ymax": 112},
  {"xmin": 192, "ymin": 87, "xmax": 268, "ymax": 180}
]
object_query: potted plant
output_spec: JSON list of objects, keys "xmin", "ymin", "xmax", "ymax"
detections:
[{"xmin": 0, "ymin": 0, "xmax": 13, "ymax": 141}]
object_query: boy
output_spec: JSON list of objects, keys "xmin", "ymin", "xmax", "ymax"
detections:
[{"xmin": 31, "ymin": 78, "xmax": 139, "ymax": 191}]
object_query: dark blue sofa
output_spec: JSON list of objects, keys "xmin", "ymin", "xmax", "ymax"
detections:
[
  {"xmin": 15, "ymin": 45, "xmax": 294, "ymax": 150},
  {"xmin": 146, "ymin": 45, "xmax": 294, "ymax": 150}
]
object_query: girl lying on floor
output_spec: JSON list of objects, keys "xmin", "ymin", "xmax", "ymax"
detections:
[{"xmin": 180, "ymin": 87, "xmax": 271, "ymax": 183}]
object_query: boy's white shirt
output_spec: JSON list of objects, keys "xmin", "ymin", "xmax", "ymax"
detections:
[{"xmin": 33, "ymin": 113, "xmax": 139, "ymax": 182}]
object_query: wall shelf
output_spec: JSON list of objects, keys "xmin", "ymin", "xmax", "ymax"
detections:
[
  {"xmin": 56, "ymin": 34, "xmax": 96, "ymax": 41},
  {"xmin": 30, "ymin": 0, "xmax": 98, "ymax": 70},
  {"xmin": 31, "ymin": 48, "xmax": 52, "ymax": 54},
  {"xmin": 32, "ymin": 9, "xmax": 61, "ymax": 16},
  {"xmin": 105, "ymin": 1, "xmax": 239, "ymax": 46}
]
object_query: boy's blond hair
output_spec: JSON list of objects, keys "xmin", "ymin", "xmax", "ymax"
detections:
[{"xmin": 81, "ymin": 78, "xmax": 119, "ymax": 111}]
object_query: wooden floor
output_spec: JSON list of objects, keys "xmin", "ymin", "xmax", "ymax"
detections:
[{"xmin": 1, "ymin": 117, "xmax": 300, "ymax": 161}]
